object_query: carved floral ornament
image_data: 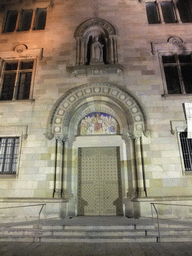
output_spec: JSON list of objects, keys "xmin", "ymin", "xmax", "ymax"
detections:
[
  {"xmin": 151, "ymin": 36, "xmax": 191, "ymax": 55},
  {"xmin": 45, "ymin": 83, "xmax": 149, "ymax": 140},
  {"xmin": 0, "ymin": 44, "xmax": 43, "ymax": 60}
]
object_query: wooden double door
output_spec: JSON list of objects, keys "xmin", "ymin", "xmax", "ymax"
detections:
[{"xmin": 78, "ymin": 147, "xmax": 123, "ymax": 216}]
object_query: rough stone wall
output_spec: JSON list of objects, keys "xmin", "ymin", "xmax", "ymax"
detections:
[{"xmin": 0, "ymin": 0, "xmax": 191, "ymax": 200}]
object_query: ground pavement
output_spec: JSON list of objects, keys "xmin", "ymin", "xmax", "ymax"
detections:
[{"xmin": 0, "ymin": 242, "xmax": 192, "ymax": 256}]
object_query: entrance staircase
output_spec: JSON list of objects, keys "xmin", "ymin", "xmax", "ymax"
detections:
[{"xmin": 0, "ymin": 216, "xmax": 192, "ymax": 243}]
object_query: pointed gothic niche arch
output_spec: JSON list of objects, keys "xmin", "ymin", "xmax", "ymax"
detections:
[
  {"xmin": 45, "ymin": 83, "xmax": 148, "ymax": 140},
  {"xmin": 74, "ymin": 18, "xmax": 118, "ymax": 66}
]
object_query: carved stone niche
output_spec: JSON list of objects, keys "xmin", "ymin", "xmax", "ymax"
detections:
[{"xmin": 66, "ymin": 18, "xmax": 123, "ymax": 76}]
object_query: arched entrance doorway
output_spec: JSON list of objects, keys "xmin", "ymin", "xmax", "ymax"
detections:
[
  {"xmin": 77, "ymin": 112, "xmax": 122, "ymax": 216},
  {"xmin": 45, "ymin": 83, "xmax": 148, "ymax": 217}
]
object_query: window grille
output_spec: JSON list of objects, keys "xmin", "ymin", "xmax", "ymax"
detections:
[
  {"xmin": 162, "ymin": 54, "xmax": 192, "ymax": 94},
  {"xmin": 180, "ymin": 132, "xmax": 192, "ymax": 171},
  {"xmin": 3, "ymin": 8, "xmax": 47, "ymax": 33},
  {"xmin": 146, "ymin": 0, "xmax": 192, "ymax": 24},
  {"xmin": 0, "ymin": 60, "xmax": 34, "ymax": 101},
  {"xmin": 0, "ymin": 137, "xmax": 19, "ymax": 174}
]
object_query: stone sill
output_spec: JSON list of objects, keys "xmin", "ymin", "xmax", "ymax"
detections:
[
  {"xmin": 184, "ymin": 171, "xmax": 192, "ymax": 175},
  {"xmin": 66, "ymin": 64, "xmax": 124, "ymax": 76},
  {"xmin": 162, "ymin": 94, "xmax": 192, "ymax": 99},
  {"xmin": 148, "ymin": 22, "xmax": 192, "ymax": 26},
  {"xmin": 0, "ymin": 99, "xmax": 35, "ymax": 104},
  {"xmin": 0, "ymin": 174, "xmax": 16, "ymax": 179}
]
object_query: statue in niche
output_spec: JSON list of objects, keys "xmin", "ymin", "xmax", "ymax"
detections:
[{"xmin": 90, "ymin": 36, "xmax": 104, "ymax": 64}]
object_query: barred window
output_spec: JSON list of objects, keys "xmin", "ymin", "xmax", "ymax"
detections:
[
  {"xmin": 146, "ymin": 0, "xmax": 192, "ymax": 24},
  {"xmin": 162, "ymin": 54, "xmax": 192, "ymax": 94},
  {"xmin": 3, "ymin": 8, "xmax": 47, "ymax": 33},
  {"xmin": 180, "ymin": 132, "xmax": 192, "ymax": 171},
  {"xmin": 0, "ymin": 60, "xmax": 34, "ymax": 101},
  {"xmin": 0, "ymin": 137, "xmax": 19, "ymax": 174}
]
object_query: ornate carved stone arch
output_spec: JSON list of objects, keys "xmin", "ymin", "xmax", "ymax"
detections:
[
  {"xmin": 45, "ymin": 83, "xmax": 148, "ymax": 140},
  {"xmin": 75, "ymin": 18, "xmax": 116, "ymax": 38},
  {"xmin": 74, "ymin": 18, "xmax": 117, "ymax": 65}
]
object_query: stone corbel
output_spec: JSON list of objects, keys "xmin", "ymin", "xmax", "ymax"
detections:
[
  {"xmin": 44, "ymin": 132, "xmax": 54, "ymax": 140},
  {"xmin": 170, "ymin": 120, "xmax": 186, "ymax": 135},
  {"xmin": 143, "ymin": 130, "xmax": 150, "ymax": 138}
]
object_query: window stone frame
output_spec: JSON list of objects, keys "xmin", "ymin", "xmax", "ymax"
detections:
[
  {"xmin": 1, "ymin": 0, "xmax": 52, "ymax": 33},
  {"xmin": 170, "ymin": 120, "xmax": 192, "ymax": 175},
  {"xmin": 0, "ymin": 45, "xmax": 43, "ymax": 102},
  {"xmin": 143, "ymin": 0, "xmax": 192, "ymax": 24},
  {"xmin": 151, "ymin": 36, "xmax": 192, "ymax": 96},
  {"xmin": 0, "ymin": 125, "xmax": 28, "ymax": 176}
]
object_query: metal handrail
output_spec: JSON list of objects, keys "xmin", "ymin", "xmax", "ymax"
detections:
[
  {"xmin": 151, "ymin": 203, "xmax": 161, "ymax": 242},
  {"xmin": 0, "ymin": 203, "xmax": 46, "ymax": 211},
  {"xmin": 151, "ymin": 202, "xmax": 192, "ymax": 243},
  {"xmin": 0, "ymin": 203, "xmax": 46, "ymax": 242}
]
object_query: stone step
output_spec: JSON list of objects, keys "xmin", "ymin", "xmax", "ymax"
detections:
[
  {"xmin": 0, "ymin": 230, "xmax": 153, "ymax": 236},
  {"xmin": 3, "ymin": 228, "xmax": 192, "ymax": 236},
  {"xmin": 1, "ymin": 219, "xmax": 192, "ymax": 243},
  {"xmin": 0, "ymin": 235, "xmax": 158, "ymax": 243},
  {"xmin": 9, "ymin": 224, "xmax": 156, "ymax": 231},
  {"xmin": 154, "ymin": 223, "xmax": 192, "ymax": 229}
]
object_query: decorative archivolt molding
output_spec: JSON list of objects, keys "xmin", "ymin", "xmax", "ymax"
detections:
[
  {"xmin": 45, "ymin": 83, "xmax": 148, "ymax": 140},
  {"xmin": 74, "ymin": 18, "xmax": 116, "ymax": 38}
]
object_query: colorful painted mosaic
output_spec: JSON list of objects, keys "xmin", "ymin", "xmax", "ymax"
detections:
[{"xmin": 79, "ymin": 112, "xmax": 118, "ymax": 135}]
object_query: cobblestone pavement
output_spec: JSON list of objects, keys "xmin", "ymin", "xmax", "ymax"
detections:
[{"xmin": 0, "ymin": 242, "xmax": 192, "ymax": 256}]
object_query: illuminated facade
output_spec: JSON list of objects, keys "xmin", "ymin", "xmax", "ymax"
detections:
[{"xmin": 0, "ymin": 0, "xmax": 192, "ymax": 218}]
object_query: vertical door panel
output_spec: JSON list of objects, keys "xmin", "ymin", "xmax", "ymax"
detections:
[
  {"xmin": 78, "ymin": 147, "xmax": 122, "ymax": 216},
  {"xmin": 78, "ymin": 148, "xmax": 99, "ymax": 215}
]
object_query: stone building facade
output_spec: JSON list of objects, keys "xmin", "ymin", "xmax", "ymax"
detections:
[{"xmin": 0, "ymin": 0, "xmax": 192, "ymax": 218}]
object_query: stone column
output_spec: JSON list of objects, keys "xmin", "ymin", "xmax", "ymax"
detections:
[
  {"xmin": 80, "ymin": 38, "xmax": 85, "ymax": 65},
  {"xmin": 53, "ymin": 137, "xmax": 63, "ymax": 198},
  {"xmin": 133, "ymin": 134, "xmax": 145, "ymax": 198},
  {"xmin": 109, "ymin": 36, "xmax": 114, "ymax": 64},
  {"xmin": 76, "ymin": 38, "xmax": 80, "ymax": 65},
  {"xmin": 60, "ymin": 137, "xmax": 68, "ymax": 199},
  {"xmin": 113, "ymin": 36, "xmax": 118, "ymax": 64}
]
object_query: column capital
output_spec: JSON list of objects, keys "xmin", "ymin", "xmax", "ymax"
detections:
[
  {"xmin": 55, "ymin": 135, "xmax": 68, "ymax": 142},
  {"xmin": 132, "ymin": 132, "xmax": 142, "ymax": 140}
]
